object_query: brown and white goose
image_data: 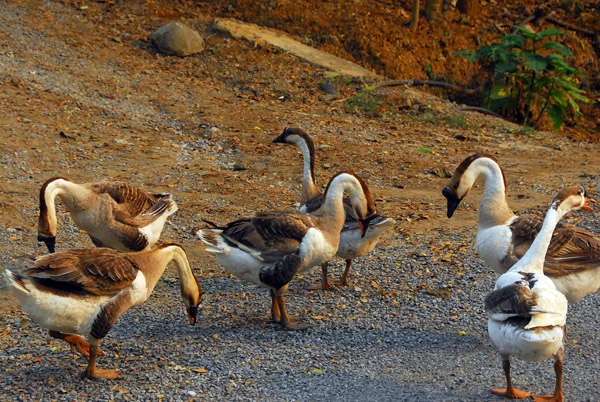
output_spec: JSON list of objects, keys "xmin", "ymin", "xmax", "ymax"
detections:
[
  {"xmin": 272, "ymin": 127, "xmax": 394, "ymax": 290},
  {"xmin": 442, "ymin": 154, "xmax": 600, "ymax": 303},
  {"xmin": 196, "ymin": 171, "xmax": 377, "ymax": 329},
  {"xmin": 4, "ymin": 244, "xmax": 202, "ymax": 380},
  {"xmin": 484, "ymin": 186, "xmax": 593, "ymax": 401},
  {"xmin": 38, "ymin": 177, "xmax": 178, "ymax": 253}
]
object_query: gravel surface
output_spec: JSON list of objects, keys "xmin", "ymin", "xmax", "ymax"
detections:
[
  {"xmin": 2, "ymin": 211, "xmax": 600, "ymax": 401},
  {"xmin": 1, "ymin": 0, "xmax": 600, "ymax": 401}
]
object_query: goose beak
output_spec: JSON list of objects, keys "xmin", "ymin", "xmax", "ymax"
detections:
[
  {"xmin": 442, "ymin": 187, "xmax": 462, "ymax": 218},
  {"xmin": 37, "ymin": 234, "xmax": 56, "ymax": 253},
  {"xmin": 583, "ymin": 197, "xmax": 596, "ymax": 211},
  {"xmin": 272, "ymin": 133, "xmax": 286, "ymax": 143},
  {"xmin": 187, "ymin": 306, "xmax": 198, "ymax": 325},
  {"xmin": 358, "ymin": 213, "xmax": 378, "ymax": 238}
]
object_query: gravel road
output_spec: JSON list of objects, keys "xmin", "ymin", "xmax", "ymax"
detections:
[{"xmin": 2, "ymin": 204, "xmax": 600, "ymax": 401}]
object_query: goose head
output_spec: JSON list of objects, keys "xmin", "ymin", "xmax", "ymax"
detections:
[
  {"xmin": 553, "ymin": 186, "xmax": 595, "ymax": 214},
  {"xmin": 272, "ymin": 126, "xmax": 311, "ymax": 146},
  {"xmin": 37, "ymin": 177, "xmax": 68, "ymax": 253},
  {"xmin": 442, "ymin": 153, "xmax": 501, "ymax": 218},
  {"xmin": 324, "ymin": 171, "xmax": 377, "ymax": 237},
  {"xmin": 182, "ymin": 271, "xmax": 203, "ymax": 325}
]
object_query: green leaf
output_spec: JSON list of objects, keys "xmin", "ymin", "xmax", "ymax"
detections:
[
  {"xmin": 544, "ymin": 41, "xmax": 571, "ymax": 57},
  {"xmin": 522, "ymin": 53, "xmax": 548, "ymax": 73},
  {"xmin": 536, "ymin": 28, "xmax": 567, "ymax": 40},
  {"xmin": 513, "ymin": 26, "xmax": 537, "ymax": 39},
  {"xmin": 548, "ymin": 104, "xmax": 564, "ymax": 131},
  {"xmin": 416, "ymin": 147, "xmax": 432, "ymax": 153},
  {"xmin": 495, "ymin": 60, "xmax": 519, "ymax": 74}
]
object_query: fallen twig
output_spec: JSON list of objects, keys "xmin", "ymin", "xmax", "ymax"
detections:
[
  {"xmin": 546, "ymin": 16, "xmax": 596, "ymax": 37},
  {"xmin": 374, "ymin": 79, "xmax": 481, "ymax": 95},
  {"xmin": 458, "ymin": 106, "xmax": 507, "ymax": 120}
]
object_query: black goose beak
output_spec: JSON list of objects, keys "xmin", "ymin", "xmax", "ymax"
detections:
[
  {"xmin": 37, "ymin": 234, "xmax": 56, "ymax": 253},
  {"xmin": 442, "ymin": 187, "xmax": 462, "ymax": 219},
  {"xmin": 358, "ymin": 213, "xmax": 378, "ymax": 238},
  {"xmin": 188, "ymin": 306, "xmax": 198, "ymax": 325},
  {"xmin": 272, "ymin": 133, "xmax": 286, "ymax": 143}
]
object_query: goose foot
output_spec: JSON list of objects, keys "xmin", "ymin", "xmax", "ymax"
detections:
[
  {"xmin": 49, "ymin": 331, "xmax": 104, "ymax": 358},
  {"xmin": 308, "ymin": 280, "xmax": 332, "ymax": 291},
  {"xmin": 308, "ymin": 262, "xmax": 333, "ymax": 291},
  {"xmin": 275, "ymin": 294, "xmax": 309, "ymax": 330},
  {"xmin": 280, "ymin": 318, "xmax": 309, "ymax": 331},
  {"xmin": 491, "ymin": 387, "xmax": 531, "ymax": 399},
  {"xmin": 532, "ymin": 394, "xmax": 563, "ymax": 402},
  {"xmin": 81, "ymin": 345, "xmax": 119, "ymax": 380}
]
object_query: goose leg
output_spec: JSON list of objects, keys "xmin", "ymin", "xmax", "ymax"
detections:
[
  {"xmin": 48, "ymin": 330, "xmax": 104, "ymax": 358},
  {"xmin": 82, "ymin": 344, "xmax": 119, "ymax": 380},
  {"xmin": 270, "ymin": 289, "xmax": 281, "ymax": 323},
  {"xmin": 532, "ymin": 355, "xmax": 564, "ymax": 402},
  {"xmin": 308, "ymin": 262, "xmax": 332, "ymax": 290},
  {"xmin": 491, "ymin": 355, "xmax": 531, "ymax": 399},
  {"xmin": 276, "ymin": 294, "xmax": 308, "ymax": 330},
  {"xmin": 334, "ymin": 259, "xmax": 353, "ymax": 286}
]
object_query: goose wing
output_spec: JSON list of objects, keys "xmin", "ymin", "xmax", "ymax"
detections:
[
  {"xmin": 221, "ymin": 211, "xmax": 314, "ymax": 261},
  {"xmin": 511, "ymin": 214, "xmax": 600, "ymax": 275},
  {"xmin": 20, "ymin": 248, "xmax": 139, "ymax": 296},
  {"xmin": 95, "ymin": 181, "xmax": 173, "ymax": 225}
]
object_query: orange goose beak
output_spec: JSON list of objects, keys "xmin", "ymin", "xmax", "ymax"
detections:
[{"xmin": 583, "ymin": 197, "xmax": 596, "ymax": 211}]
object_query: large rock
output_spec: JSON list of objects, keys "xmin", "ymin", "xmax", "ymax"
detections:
[{"xmin": 149, "ymin": 22, "xmax": 205, "ymax": 57}]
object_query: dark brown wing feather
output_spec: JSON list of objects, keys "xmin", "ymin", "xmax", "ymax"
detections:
[
  {"xmin": 21, "ymin": 248, "xmax": 139, "ymax": 296},
  {"xmin": 510, "ymin": 215, "xmax": 600, "ymax": 276},
  {"xmin": 484, "ymin": 283, "xmax": 537, "ymax": 317},
  {"xmin": 221, "ymin": 211, "xmax": 314, "ymax": 261}
]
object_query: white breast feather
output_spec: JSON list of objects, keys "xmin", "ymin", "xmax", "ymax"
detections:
[
  {"xmin": 476, "ymin": 224, "xmax": 513, "ymax": 273},
  {"xmin": 298, "ymin": 228, "xmax": 337, "ymax": 273}
]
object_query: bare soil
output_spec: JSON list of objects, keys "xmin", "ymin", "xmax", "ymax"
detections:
[{"xmin": 0, "ymin": 0, "xmax": 599, "ymax": 304}]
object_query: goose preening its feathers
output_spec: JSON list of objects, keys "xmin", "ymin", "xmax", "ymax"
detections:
[
  {"xmin": 197, "ymin": 171, "xmax": 377, "ymax": 330},
  {"xmin": 4, "ymin": 244, "xmax": 203, "ymax": 380},
  {"xmin": 484, "ymin": 186, "xmax": 593, "ymax": 401},
  {"xmin": 442, "ymin": 154, "xmax": 600, "ymax": 303},
  {"xmin": 272, "ymin": 127, "xmax": 394, "ymax": 290},
  {"xmin": 38, "ymin": 177, "xmax": 178, "ymax": 254}
]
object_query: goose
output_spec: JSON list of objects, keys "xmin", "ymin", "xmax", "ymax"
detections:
[
  {"xmin": 4, "ymin": 243, "xmax": 203, "ymax": 380},
  {"xmin": 196, "ymin": 171, "xmax": 377, "ymax": 329},
  {"xmin": 442, "ymin": 154, "xmax": 600, "ymax": 303},
  {"xmin": 484, "ymin": 186, "xmax": 593, "ymax": 401},
  {"xmin": 272, "ymin": 127, "xmax": 394, "ymax": 290},
  {"xmin": 38, "ymin": 177, "xmax": 178, "ymax": 253}
]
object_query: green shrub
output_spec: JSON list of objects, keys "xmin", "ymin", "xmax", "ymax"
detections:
[{"xmin": 454, "ymin": 27, "xmax": 590, "ymax": 131}]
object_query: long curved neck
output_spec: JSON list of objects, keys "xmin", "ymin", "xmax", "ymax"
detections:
[
  {"xmin": 314, "ymin": 175, "xmax": 358, "ymax": 233},
  {"xmin": 471, "ymin": 158, "xmax": 515, "ymax": 229},
  {"xmin": 139, "ymin": 245, "xmax": 201, "ymax": 301},
  {"xmin": 295, "ymin": 139, "xmax": 320, "ymax": 204},
  {"xmin": 38, "ymin": 178, "xmax": 81, "ymax": 236},
  {"xmin": 511, "ymin": 205, "xmax": 565, "ymax": 273}
]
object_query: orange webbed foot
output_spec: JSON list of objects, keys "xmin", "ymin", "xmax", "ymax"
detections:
[
  {"xmin": 491, "ymin": 387, "xmax": 531, "ymax": 399},
  {"xmin": 82, "ymin": 368, "xmax": 120, "ymax": 380},
  {"xmin": 308, "ymin": 280, "xmax": 333, "ymax": 291},
  {"xmin": 532, "ymin": 394, "xmax": 563, "ymax": 402},
  {"xmin": 63, "ymin": 335, "xmax": 105, "ymax": 357}
]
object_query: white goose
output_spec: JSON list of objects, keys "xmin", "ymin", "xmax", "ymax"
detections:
[
  {"xmin": 484, "ymin": 186, "xmax": 593, "ymax": 401},
  {"xmin": 442, "ymin": 154, "xmax": 600, "ymax": 302},
  {"xmin": 272, "ymin": 127, "xmax": 394, "ymax": 290},
  {"xmin": 38, "ymin": 177, "xmax": 178, "ymax": 253},
  {"xmin": 197, "ymin": 171, "xmax": 377, "ymax": 329},
  {"xmin": 4, "ymin": 244, "xmax": 202, "ymax": 380}
]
